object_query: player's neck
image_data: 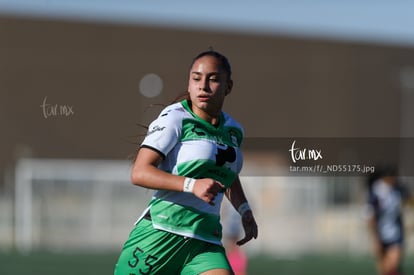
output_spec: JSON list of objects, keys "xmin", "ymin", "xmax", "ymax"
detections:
[
  {"xmin": 190, "ymin": 104, "xmax": 221, "ymax": 126},
  {"xmin": 198, "ymin": 111, "xmax": 220, "ymax": 126}
]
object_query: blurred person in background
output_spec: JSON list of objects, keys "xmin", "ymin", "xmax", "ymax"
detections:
[
  {"xmin": 365, "ymin": 164, "xmax": 413, "ymax": 275},
  {"xmin": 114, "ymin": 49, "xmax": 258, "ymax": 275}
]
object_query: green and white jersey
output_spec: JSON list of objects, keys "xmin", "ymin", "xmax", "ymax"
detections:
[{"xmin": 140, "ymin": 100, "xmax": 243, "ymax": 245}]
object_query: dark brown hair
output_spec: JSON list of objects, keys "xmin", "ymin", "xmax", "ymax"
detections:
[{"xmin": 189, "ymin": 49, "xmax": 232, "ymax": 80}]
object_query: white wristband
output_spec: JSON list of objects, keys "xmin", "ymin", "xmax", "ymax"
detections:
[
  {"xmin": 183, "ymin": 177, "xmax": 196, "ymax": 193},
  {"xmin": 237, "ymin": 202, "xmax": 251, "ymax": 216}
]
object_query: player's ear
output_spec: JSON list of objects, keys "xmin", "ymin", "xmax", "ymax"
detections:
[{"xmin": 225, "ymin": 80, "xmax": 233, "ymax": 96}]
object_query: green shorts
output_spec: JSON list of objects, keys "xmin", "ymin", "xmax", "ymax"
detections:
[{"xmin": 114, "ymin": 218, "xmax": 233, "ymax": 275}]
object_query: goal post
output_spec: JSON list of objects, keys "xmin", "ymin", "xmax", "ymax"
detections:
[{"xmin": 14, "ymin": 158, "xmax": 147, "ymax": 253}]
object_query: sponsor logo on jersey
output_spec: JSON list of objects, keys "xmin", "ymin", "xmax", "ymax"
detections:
[{"xmin": 147, "ymin": 125, "xmax": 166, "ymax": 136}]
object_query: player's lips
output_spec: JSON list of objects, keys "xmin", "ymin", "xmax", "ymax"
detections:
[{"xmin": 197, "ymin": 94, "xmax": 211, "ymax": 102}]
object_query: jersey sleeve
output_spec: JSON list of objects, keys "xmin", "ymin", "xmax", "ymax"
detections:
[{"xmin": 140, "ymin": 106, "xmax": 183, "ymax": 159}]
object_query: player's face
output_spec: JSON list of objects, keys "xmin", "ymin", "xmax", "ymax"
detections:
[{"xmin": 188, "ymin": 55, "xmax": 232, "ymax": 121}]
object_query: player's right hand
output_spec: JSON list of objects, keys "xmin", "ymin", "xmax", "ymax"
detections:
[{"xmin": 192, "ymin": 179, "xmax": 225, "ymax": 206}]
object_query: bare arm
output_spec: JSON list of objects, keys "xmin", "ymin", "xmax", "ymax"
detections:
[
  {"xmin": 225, "ymin": 176, "xmax": 258, "ymax": 245},
  {"xmin": 225, "ymin": 176, "xmax": 248, "ymax": 209},
  {"xmin": 131, "ymin": 147, "xmax": 184, "ymax": 191},
  {"xmin": 131, "ymin": 147, "xmax": 225, "ymax": 205}
]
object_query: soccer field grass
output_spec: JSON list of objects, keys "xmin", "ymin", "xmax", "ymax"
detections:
[
  {"xmin": 0, "ymin": 251, "xmax": 413, "ymax": 274},
  {"xmin": 251, "ymin": 253, "xmax": 414, "ymax": 275}
]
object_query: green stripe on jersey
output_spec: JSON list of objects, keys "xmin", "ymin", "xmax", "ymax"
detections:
[
  {"xmin": 177, "ymin": 159, "xmax": 237, "ymax": 188},
  {"xmin": 181, "ymin": 100, "xmax": 242, "ymax": 147},
  {"xmin": 149, "ymin": 198, "xmax": 222, "ymax": 244},
  {"xmin": 181, "ymin": 118, "xmax": 242, "ymax": 147}
]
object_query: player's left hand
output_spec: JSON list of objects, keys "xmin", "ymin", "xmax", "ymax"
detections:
[{"xmin": 237, "ymin": 210, "xmax": 258, "ymax": 246}]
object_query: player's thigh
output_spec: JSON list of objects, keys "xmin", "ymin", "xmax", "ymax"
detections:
[
  {"xmin": 115, "ymin": 219, "xmax": 188, "ymax": 275},
  {"xmin": 181, "ymin": 241, "xmax": 233, "ymax": 275}
]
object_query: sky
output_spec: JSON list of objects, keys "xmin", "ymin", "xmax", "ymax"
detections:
[{"xmin": 1, "ymin": 0, "xmax": 414, "ymax": 47}]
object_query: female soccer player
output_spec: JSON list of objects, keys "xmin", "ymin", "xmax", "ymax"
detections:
[
  {"xmin": 114, "ymin": 50, "xmax": 258, "ymax": 275},
  {"xmin": 366, "ymin": 165, "xmax": 412, "ymax": 275}
]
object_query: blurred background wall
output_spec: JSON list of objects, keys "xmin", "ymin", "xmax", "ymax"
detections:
[{"xmin": 1, "ymin": 1, "xmax": 414, "ymax": 259}]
